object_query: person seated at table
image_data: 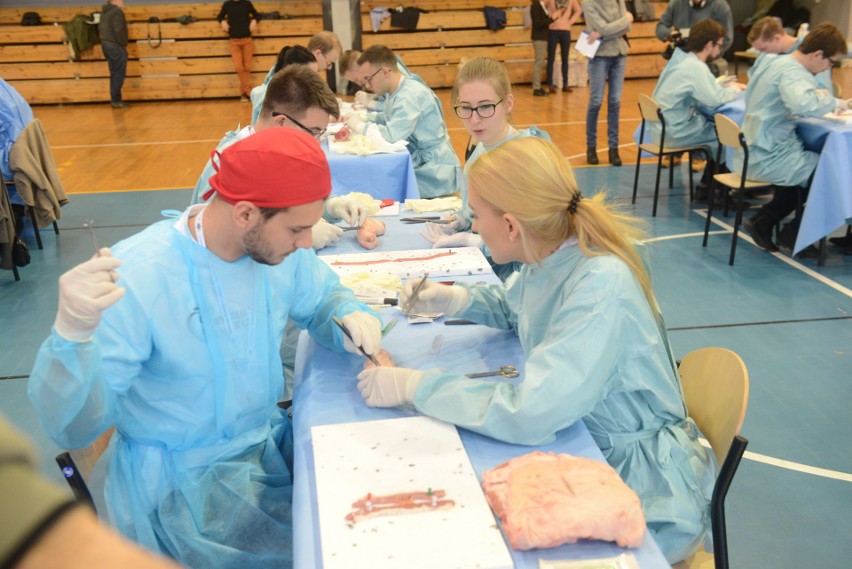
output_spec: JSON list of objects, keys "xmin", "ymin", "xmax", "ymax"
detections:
[
  {"xmin": 746, "ymin": 16, "xmax": 833, "ymax": 91},
  {"xmin": 190, "ymin": 64, "xmax": 369, "ymax": 250},
  {"xmin": 344, "ymin": 45, "xmax": 462, "ymax": 198},
  {"xmin": 420, "ymin": 57, "xmax": 550, "ymax": 281},
  {"xmin": 346, "ymin": 50, "xmax": 427, "ymax": 110},
  {"xmin": 307, "ymin": 30, "xmax": 342, "ymax": 75},
  {"xmin": 28, "ymin": 128, "xmax": 382, "ymax": 569},
  {"xmin": 741, "ymin": 23, "xmax": 846, "ymax": 253},
  {"xmin": 250, "ymin": 45, "xmax": 317, "ymax": 125},
  {"xmin": 0, "ymin": 77, "xmax": 34, "ymax": 182},
  {"xmin": 356, "ymin": 136, "xmax": 716, "ymax": 564},
  {"xmin": 649, "ymin": 19, "xmax": 744, "ymax": 204}
]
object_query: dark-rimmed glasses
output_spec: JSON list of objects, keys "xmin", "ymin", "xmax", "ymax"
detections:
[
  {"xmin": 453, "ymin": 99, "xmax": 505, "ymax": 119},
  {"xmin": 272, "ymin": 111, "xmax": 326, "ymax": 139},
  {"xmin": 364, "ymin": 67, "xmax": 387, "ymax": 86},
  {"xmin": 827, "ymin": 56, "xmax": 842, "ymax": 68}
]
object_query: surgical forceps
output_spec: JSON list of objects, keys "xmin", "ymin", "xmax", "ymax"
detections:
[{"xmin": 465, "ymin": 366, "xmax": 519, "ymax": 379}]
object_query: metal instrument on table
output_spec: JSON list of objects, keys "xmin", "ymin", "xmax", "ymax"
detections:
[
  {"xmin": 401, "ymin": 273, "xmax": 429, "ymax": 315},
  {"xmin": 465, "ymin": 365, "xmax": 519, "ymax": 379},
  {"xmin": 400, "ymin": 217, "xmax": 451, "ymax": 224},
  {"xmin": 332, "ymin": 316, "xmax": 381, "ymax": 366}
]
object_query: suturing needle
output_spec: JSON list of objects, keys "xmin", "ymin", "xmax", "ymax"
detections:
[{"xmin": 84, "ymin": 219, "xmax": 115, "ymax": 283}]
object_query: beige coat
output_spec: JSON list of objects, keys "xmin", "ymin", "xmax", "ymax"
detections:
[{"xmin": 9, "ymin": 118, "xmax": 69, "ymax": 227}]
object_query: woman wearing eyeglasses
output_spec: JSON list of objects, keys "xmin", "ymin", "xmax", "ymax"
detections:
[{"xmin": 421, "ymin": 57, "xmax": 550, "ymax": 281}]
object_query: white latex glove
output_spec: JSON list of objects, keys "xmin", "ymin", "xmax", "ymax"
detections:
[
  {"xmin": 354, "ymin": 90, "xmax": 373, "ymax": 106},
  {"xmin": 341, "ymin": 311, "xmax": 382, "ymax": 356},
  {"xmin": 344, "ymin": 113, "xmax": 366, "ymax": 134},
  {"xmin": 357, "ymin": 367, "xmax": 425, "ymax": 407},
  {"xmin": 400, "ymin": 280, "xmax": 470, "ymax": 316},
  {"xmin": 54, "ymin": 249, "xmax": 126, "ymax": 343},
  {"xmin": 311, "ymin": 219, "xmax": 343, "ymax": 250},
  {"xmin": 842, "ymin": 98, "xmax": 852, "ymax": 110},
  {"xmin": 326, "ymin": 195, "xmax": 370, "ymax": 227},
  {"xmin": 421, "ymin": 226, "xmax": 482, "ymax": 249}
]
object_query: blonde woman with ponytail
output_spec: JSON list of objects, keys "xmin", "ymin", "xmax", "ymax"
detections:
[{"xmin": 357, "ymin": 137, "xmax": 715, "ymax": 564}]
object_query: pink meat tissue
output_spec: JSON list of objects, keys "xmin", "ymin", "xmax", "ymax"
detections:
[{"xmin": 482, "ymin": 451, "xmax": 646, "ymax": 550}]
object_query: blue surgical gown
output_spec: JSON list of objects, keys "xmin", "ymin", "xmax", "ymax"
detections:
[
  {"xmin": 28, "ymin": 208, "xmax": 372, "ymax": 569},
  {"xmin": 737, "ymin": 53, "xmax": 836, "ymax": 187},
  {"xmin": 0, "ymin": 78, "xmax": 34, "ymax": 181},
  {"xmin": 649, "ymin": 48, "xmax": 740, "ymax": 159},
  {"xmin": 189, "ymin": 127, "xmax": 249, "ymax": 204},
  {"xmin": 412, "ymin": 243, "xmax": 716, "ymax": 563},
  {"xmin": 748, "ymin": 37, "xmax": 832, "ymax": 92},
  {"xmin": 368, "ymin": 76, "xmax": 461, "ymax": 198},
  {"xmin": 458, "ymin": 126, "xmax": 551, "ymax": 281}
]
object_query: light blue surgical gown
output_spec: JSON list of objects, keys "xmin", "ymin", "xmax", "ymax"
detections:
[
  {"xmin": 0, "ymin": 78, "xmax": 34, "ymax": 181},
  {"xmin": 748, "ymin": 37, "xmax": 832, "ymax": 92},
  {"xmin": 412, "ymin": 243, "xmax": 716, "ymax": 563},
  {"xmin": 458, "ymin": 126, "xmax": 551, "ymax": 281},
  {"xmin": 649, "ymin": 48, "xmax": 740, "ymax": 160},
  {"xmin": 28, "ymin": 208, "xmax": 372, "ymax": 569},
  {"xmin": 368, "ymin": 76, "xmax": 461, "ymax": 198},
  {"xmin": 737, "ymin": 53, "xmax": 836, "ymax": 187},
  {"xmin": 189, "ymin": 126, "xmax": 250, "ymax": 205}
]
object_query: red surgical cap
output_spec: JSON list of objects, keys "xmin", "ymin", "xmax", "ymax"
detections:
[{"xmin": 204, "ymin": 128, "xmax": 332, "ymax": 207}]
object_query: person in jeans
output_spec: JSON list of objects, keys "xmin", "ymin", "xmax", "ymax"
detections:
[
  {"xmin": 530, "ymin": 0, "xmax": 563, "ymax": 96},
  {"xmin": 217, "ymin": 0, "xmax": 259, "ymax": 101},
  {"xmin": 547, "ymin": 0, "xmax": 582, "ymax": 93},
  {"xmin": 582, "ymin": 0, "xmax": 632, "ymax": 166},
  {"xmin": 98, "ymin": 0, "xmax": 129, "ymax": 108}
]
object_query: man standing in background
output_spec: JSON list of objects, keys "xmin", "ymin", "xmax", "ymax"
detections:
[
  {"xmin": 217, "ymin": 0, "xmax": 259, "ymax": 101},
  {"xmin": 655, "ymin": 0, "xmax": 733, "ymax": 76},
  {"xmin": 98, "ymin": 0, "xmax": 129, "ymax": 108}
]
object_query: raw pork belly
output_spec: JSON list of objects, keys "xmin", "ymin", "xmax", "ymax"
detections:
[{"xmin": 482, "ymin": 451, "xmax": 645, "ymax": 550}]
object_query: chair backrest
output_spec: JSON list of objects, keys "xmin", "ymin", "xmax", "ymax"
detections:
[
  {"xmin": 55, "ymin": 427, "xmax": 114, "ymax": 512},
  {"xmin": 713, "ymin": 114, "xmax": 744, "ymax": 151},
  {"xmin": 833, "ymin": 81, "xmax": 842, "ymax": 98},
  {"xmin": 638, "ymin": 94, "xmax": 661, "ymax": 123},
  {"xmin": 678, "ymin": 348, "xmax": 749, "ymax": 465}
]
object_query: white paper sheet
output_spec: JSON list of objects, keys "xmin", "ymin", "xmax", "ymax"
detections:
[
  {"xmin": 575, "ymin": 31, "xmax": 601, "ymax": 59},
  {"xmin": 312, "ymin": 416, "xmax": 513, "ymax": 569},
  {"xmin": 320, "ymin": 247, "xmax": 493, "ymax": 279}
]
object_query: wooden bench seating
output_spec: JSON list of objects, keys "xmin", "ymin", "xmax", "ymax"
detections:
[
  {"xmin": 1, "ymin": 1, "xmax": 669, "ymax": 104},
  {"xmin": 0, "ymin": 2, "xmax": 322, "ymax": 104},
  {"xmin": 360, "ymin": 0, "xmax": 669, "ymax": 89}
]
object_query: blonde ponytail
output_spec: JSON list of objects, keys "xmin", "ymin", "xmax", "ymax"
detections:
[{"xmin": 468, "ymin": 137, "xmax": 657, "ymax": 312}]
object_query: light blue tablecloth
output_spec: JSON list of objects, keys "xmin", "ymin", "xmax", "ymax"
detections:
[
  {"xmin": 291, "ymin": 216, "xmax": 671, "ymax": 568},
  {"xmin": 635, "ymin": 97, "xmax": 852, "ymax": 254},
  {"xmin": 325, "ymin": 146, "xmax": 419, "ymax": 201}
]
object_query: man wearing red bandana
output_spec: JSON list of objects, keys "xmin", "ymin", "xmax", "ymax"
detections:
[{"xmin": 28, "ymin": 128, "xmax": 382, "ymax": 569}]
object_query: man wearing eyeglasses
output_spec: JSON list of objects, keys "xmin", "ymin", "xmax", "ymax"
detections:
[
  {"xmin": 344, "ymin": 45, "xmax": 462, "ymax": 198},
  {"xmin": 741, "ymin": 22, "xmax": 848, "ymax": 254},
  {"xmin": 649, "ymin": 19, "xmax": 745, "ymax": 205},
  {"xmin": 190, "ymin": 64, "xmax": 370, "ymax": 249}
]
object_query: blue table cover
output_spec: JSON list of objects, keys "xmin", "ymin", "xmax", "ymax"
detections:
[
  {"xmin": 325, "ymin": 146, "xmax": 419, "ymax": 201},
  {"xmin": 633, "ymin": 96, "xmax": 852, "ymax": 254},
  {"xmin": 291, "ymin": 216, "xmax": 671, "ymax": 568}
]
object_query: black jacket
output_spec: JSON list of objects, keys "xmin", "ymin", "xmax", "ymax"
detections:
[
  {"xmin": 98, "ymin": 2, "xmax": 128, "ymax": 46},
  {"xmin": 531, "ymin": 1, "xmax": 556, "ymax": 41}
]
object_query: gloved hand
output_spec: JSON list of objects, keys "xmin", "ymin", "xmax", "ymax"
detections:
[
  {"xmin": 311, "ymin": 219, "xmax": 343, "ymax": 250},
  {"xmin": 54, "ymin": 249, "xmax": 126, "ymax": 343},
  {"xmin": 326, "ymin": 195, "xmax": 370, "ymax": 227},
  {"xmin": 400, "ymin": 280, "xmax": 470, "ymax": 316},
  {"xmin": 357, "ymin": 366, "xmax": 424, "ymax": 407},
  {"xmin": 344, "ymin": 113, "xmax": 366, "ymax": 134},
  {"xmin": 354, "ymin": 91, "xmax": 373, "ymax": 106},
  {"xmin": 423, "ymin": 217, "xmax": 465, "ymax": 238},
  {"xmin": 341, "ymin": 311, "xmax": 382, "ymax": 356},
  {"xmin": 421, "ymin": 226, "xmax": 483, "ymax": 249}
]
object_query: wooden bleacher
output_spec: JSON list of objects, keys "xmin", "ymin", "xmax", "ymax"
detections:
[
  {"xmin": 1, "ymin": 1, "xmax": 669, "ymax": 105},
  {"xmin": 361, "ymin": 0, "xmax": 669, "ymax": 89},
  {"xmin": 0, "ymin": 2, "xmax": 322, "ymax": 104}
]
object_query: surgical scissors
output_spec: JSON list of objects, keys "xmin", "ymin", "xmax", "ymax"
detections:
[{"xmin": 465, "ymin": 366, "xmax": 519, "ymax": 379}]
